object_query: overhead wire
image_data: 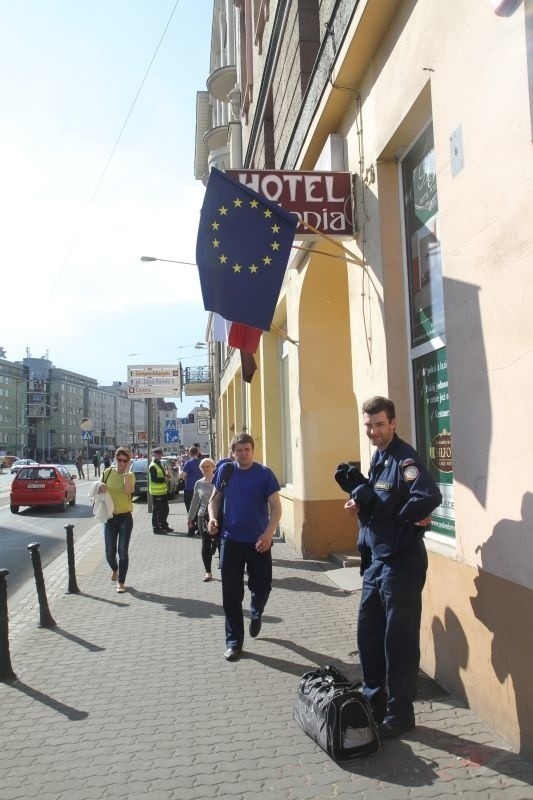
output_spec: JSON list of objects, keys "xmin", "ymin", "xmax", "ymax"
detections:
[{"xmin": 34, "ymin": 0, "xmax": 183, "ymax": 331}]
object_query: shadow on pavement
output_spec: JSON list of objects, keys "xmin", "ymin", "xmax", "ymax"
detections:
[
  {"xmin": 272, "ymin": 575, "xmax": 348, "ymax": 596},
  {"xmin": 77, "ymin": 591, "xmax": 130, "ymax": 608},
  {"xmin": 4, "ymin": 680, "xmax": 88, "ymax": 721},
  {"xmin": 49, "ymin": 625, "xmax": 105, "ymax": 653}
]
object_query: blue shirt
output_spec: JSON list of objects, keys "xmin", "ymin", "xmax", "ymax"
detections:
[
  {"xmin": 215, "ymin": 462, "xmax": 280, "ymax": 543},
  {"xmin": 183, "ymin": 457, "xmax": 202, "ymax": 490}
]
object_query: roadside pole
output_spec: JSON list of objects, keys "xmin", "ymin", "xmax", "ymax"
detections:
[{"xmin": 147, "ymin": 398, "xmax": 153, "ymax": 515}]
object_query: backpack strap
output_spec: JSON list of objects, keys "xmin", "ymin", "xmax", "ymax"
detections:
[{"xmin": 218, "ymin": 462, "xmax": 233, "ymax": 491}]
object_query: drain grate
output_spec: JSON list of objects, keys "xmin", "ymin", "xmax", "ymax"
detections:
[{"xmin": 416, "ymin": 670, "xmax": 448, "ymax": 701}]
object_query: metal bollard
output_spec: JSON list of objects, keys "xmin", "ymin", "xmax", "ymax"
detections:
[
  {"xmin": 64, "ymin": 524, "xmax": 80, "ymax": 594},
  {"xmin": 27, "ymin": 543, "xmax": 57, "ymax": 629},
  {"xmin": 0, "ymin": 569, "xmax": 16, "ymax": 683}
]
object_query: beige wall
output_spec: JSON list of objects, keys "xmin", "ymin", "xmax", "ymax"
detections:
[
  {"xmin": 423, "ymin": 548, "xmax": 533, "ymax": 756},
  {"xmin": 212, "ymin": 0, "xmax": 533, "ymax": 756}
]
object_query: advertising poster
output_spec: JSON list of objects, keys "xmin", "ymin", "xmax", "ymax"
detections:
[{"xmin": 413, "ymin": 346, "xmax": 455, "ymax": 538}]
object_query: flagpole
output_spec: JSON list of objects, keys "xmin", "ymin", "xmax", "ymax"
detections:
[
  {"xmin": 292, "ymin": 244, "xmax": 363, "ymax": 268},
  {"xmin": 270, "ymin": 324, "xmax": 299, "ymax": 346},
  {"xmin": 296, "ymin": 219, "xmax": 364, "ymax": 266}
]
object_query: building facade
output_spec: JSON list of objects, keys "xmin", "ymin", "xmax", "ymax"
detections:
[
  {"xmin": 0, "ymin": 357, "xmax": 150, "ymax": 461},
  {"xmin": 195, "ymin": 0, "xmax": 533, "ymax": 757}
]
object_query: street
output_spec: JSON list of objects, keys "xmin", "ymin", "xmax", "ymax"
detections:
[{"xmin": 0, "ymin": 467, "xmax": 147, "ymax": 596}]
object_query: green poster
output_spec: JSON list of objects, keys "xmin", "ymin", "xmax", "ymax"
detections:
[{"xmin": 413, "ymin": 346, "xmax": 455, "ymax": 538}]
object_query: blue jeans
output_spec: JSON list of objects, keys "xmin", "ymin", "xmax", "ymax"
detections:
[
  {"xmin": 104, "ymin": 512, "xmax": 133, "ymax": 584},
  {"xmin": 220, "ymin": 538, "xmax": 272, "ymax": 648},
  {"xmin": 357, "ymin": 539, "xmax": 428, "ymax": 726}
]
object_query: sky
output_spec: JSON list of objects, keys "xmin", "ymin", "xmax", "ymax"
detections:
[{"xmin": 0, "ymin": 0, "xmax": 213, "ymax": 414}]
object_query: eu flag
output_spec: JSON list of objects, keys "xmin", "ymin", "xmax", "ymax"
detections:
[{"xmin": 196, "ymin": 167, "xmax": 297, "ymax": 331}]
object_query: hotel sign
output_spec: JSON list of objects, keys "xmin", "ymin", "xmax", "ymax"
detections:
[{"xmin": 226, "ymin": 169, "xmax": 354, "ymax": 239}]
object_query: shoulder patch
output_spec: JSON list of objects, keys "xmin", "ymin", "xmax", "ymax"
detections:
[
  {"xmin": 401, "ymin": 458, "xmax": 416, "ymax": 467},
  {"xmin": 403, "ymin": 465, "xmax": 419, "ymax": 481}
]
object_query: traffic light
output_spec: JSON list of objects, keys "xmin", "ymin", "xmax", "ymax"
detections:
[{"xmin": 188, "ymin": 412, "xmax": 195, "ymax": 423}]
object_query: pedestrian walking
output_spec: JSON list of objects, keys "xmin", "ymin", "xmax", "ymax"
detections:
[
  {"xmin": 187, "ymin": 458, "xmax": 217, "ymax": 580},
  {"xmin": 149, "ymin": 447, "xmax": 173, "ymax": 534},
  {"xmin": 207, "ymin": 433, "xmax": 281, "ymax": 662},
  {"xmin": 343, "ymin": 395, "xmax": 442, "ymax": 740},
  {"xmin": 92, "ymin": 452, "xmax": 101, "ymax": 477},
  {"xmin": 179, "ymin": 446, "xmax": 203, "ymax": 513},
  {"xmin": 97, "ymin": 446, "xmax": 136, "ymax": 593},
  {"xmin": 75, "ymin": 452, "xmax": 85, "ymax": 479}
]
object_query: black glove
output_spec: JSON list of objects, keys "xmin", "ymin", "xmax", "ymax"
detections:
[{"xmin": 334, "ymin": 463, "xmax": 368, "ymax": 494}]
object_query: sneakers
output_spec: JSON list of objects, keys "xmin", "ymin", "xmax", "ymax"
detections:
[
  {"xmin": 249, "ymin": 617, "xmax": 262, "ymax": 638},
  {"xmin": 116, "ymin": 584, "xmax": 126, "ymax": 594}
]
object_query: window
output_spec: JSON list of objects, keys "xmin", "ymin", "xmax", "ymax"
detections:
[{"xmin": 401, "ymin": 122, "xmax": 455, "ymax": 539}]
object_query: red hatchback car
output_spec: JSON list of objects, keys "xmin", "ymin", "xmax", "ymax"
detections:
[{"xmin": 10, "ymin": 464, "xmax": 77, "ymax": 514}]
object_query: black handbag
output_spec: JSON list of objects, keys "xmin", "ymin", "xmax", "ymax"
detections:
[{"xmin": 293, "ymin": 665, "xmax": 380, "ymax": 761}]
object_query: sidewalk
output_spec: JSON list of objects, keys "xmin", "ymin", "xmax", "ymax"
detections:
[{"xmin": 1, "ymin": 498, "xmax": 533, "ymax": 800}]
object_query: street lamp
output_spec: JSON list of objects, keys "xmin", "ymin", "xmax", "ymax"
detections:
[{"xmin": 140, "ymin": 256, "xmax": 197, "ymax": 266}]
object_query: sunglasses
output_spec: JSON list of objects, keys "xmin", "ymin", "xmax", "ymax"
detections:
[{"xmin": 116, "ymin": 457, "xmax": 129, "ymax": 463}]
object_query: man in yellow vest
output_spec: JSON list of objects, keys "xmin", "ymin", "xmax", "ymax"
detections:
[{"xmin": 149, "ymin": 447, "xmax": 173, "ymax": 534}]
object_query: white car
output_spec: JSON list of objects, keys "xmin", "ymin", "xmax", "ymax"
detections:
[{"xmin": 10, "ymin": 458, "xmax": 39, "ymax": 474}]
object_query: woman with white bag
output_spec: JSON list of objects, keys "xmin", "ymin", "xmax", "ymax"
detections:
[{"xmin": 97, "ymin": 446, "xmax": 136, "ymax": 593}]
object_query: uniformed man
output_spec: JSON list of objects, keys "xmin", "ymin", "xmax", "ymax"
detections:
[
  {"xmin": 344, "ymin": 396, "xmax": 442, "ymax": 740},
  {"xmin": 149, "ymin": 447, "xmax": 173, "ymax": 534}
]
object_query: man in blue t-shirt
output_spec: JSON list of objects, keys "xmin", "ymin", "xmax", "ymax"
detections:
[
  {"xmin": 208, "ymin": 433, "xmax": 281, "ymax": 661},
  {"xmin": 179, "ymin": 446, "xmax": 203, "ymax": 516}
]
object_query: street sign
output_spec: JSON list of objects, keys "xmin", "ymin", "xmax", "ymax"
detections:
[
  {"xmin": 164, "ymin": 431, "xmax": 179, "ymax": 443},
  {"xmin": 165, "ymin": 419, "xmax": 177, "ymax": 430},
  {"xmin": 80, "ymin": 418, "xmax": 93, "ymax": 431},
  {"xmin": 197, "ymin": 418, "xmax": 210, "ymax": 434},
  {"xmin": 127, "ymin": 364, "xmax": 181, "ymax": 398},
  {"xmin": 196, "ymin": 408, "xmax": 210, "ymax": 418},
  {"xmin": 137, "ymin": 432, "xmax": 148, "ymax": 441},
  {"xmin": 81, "ymin": 430, "xmax": 93, "ymax": 440}
]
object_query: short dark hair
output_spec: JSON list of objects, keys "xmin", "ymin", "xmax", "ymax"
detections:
[
  {"xmin": 230, "ymin": 433, "xmax": 255, "ymax": 451},
  {"xmin": 189, "ymin": 446, "xmax": 200, "ymax": 457},
  {"xmin": 362, "ymin": 396, "xmax": 396, "ymax": 422}
]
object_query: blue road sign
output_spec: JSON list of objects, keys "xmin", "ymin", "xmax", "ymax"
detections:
[
  {"xmin": 81, "ymin": 431, "xmax": 93, "ymax": 440},
  {"xmin": 164, "ymin": 431, "xmax": 179, "ymax": 443},
  {"xmin": 165, "ymin": 420, "xmax": 177, "ymax": 430}
]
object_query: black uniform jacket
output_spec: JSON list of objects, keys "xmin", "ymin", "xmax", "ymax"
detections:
[{"xmin": 354, "ymin": 434, "xmax": 442, "ymax": 561}]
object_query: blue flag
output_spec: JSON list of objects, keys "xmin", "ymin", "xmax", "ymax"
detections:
[{"xmin": 196, "ymin": 167, "xmax": 297, "ymax": 331}]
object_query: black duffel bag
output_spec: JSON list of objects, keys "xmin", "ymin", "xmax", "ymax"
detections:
[{"xmin": 293, "ymin": 665, "xmax": 380, "ymax": 761}]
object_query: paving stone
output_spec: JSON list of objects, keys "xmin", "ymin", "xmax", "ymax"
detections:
[{"xmin": 1, "ymin": 500, "xmax": 532, "ymax": 800}]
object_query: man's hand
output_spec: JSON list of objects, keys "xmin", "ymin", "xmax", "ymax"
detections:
[
  {"xmin": 207, "ymin": 518, "xmax": 219, "ymax": 536},
  {"xmin": 344, "ymin": 498, "xmax": 360, "ymax": 517},
  {"xmin": 414, "ymin": 517, "xmax": 431, "ymax": 527},
  {"xmin": 255, "ymin": 532, "xmax": 273, "ymax": 553}
]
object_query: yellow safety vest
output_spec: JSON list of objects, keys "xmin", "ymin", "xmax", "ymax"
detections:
[{"xmin": 148, "ymin": 460, "xmax": 168, "ymax": 496}]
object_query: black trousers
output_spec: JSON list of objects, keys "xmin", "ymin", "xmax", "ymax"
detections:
[
  {"xmin": 220, "ymin": 538, "xmax": 272, "ymax": 648},
  {"xmin": 151, "ymin": 495, "xmax": 169, "ymax": 530},
  {"xmin": 357, "ymin": 539, "xmax": 428, "ymax": 727}
]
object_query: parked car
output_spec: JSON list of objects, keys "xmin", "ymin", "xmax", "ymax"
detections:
[
  {"xmin": 10, "ymin": 464, "xmax": 77, "ymax": 513},
  {"xmin": 129, "ymin": 458, "xmax": 149, "ymax": 497},
  {"xmin": 129, "ymin": 458, "xmax": 179, "ymax": 499},
  {"xmin": 10, "ymin": 458, "xmax": 39, "ymax": 474}
]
